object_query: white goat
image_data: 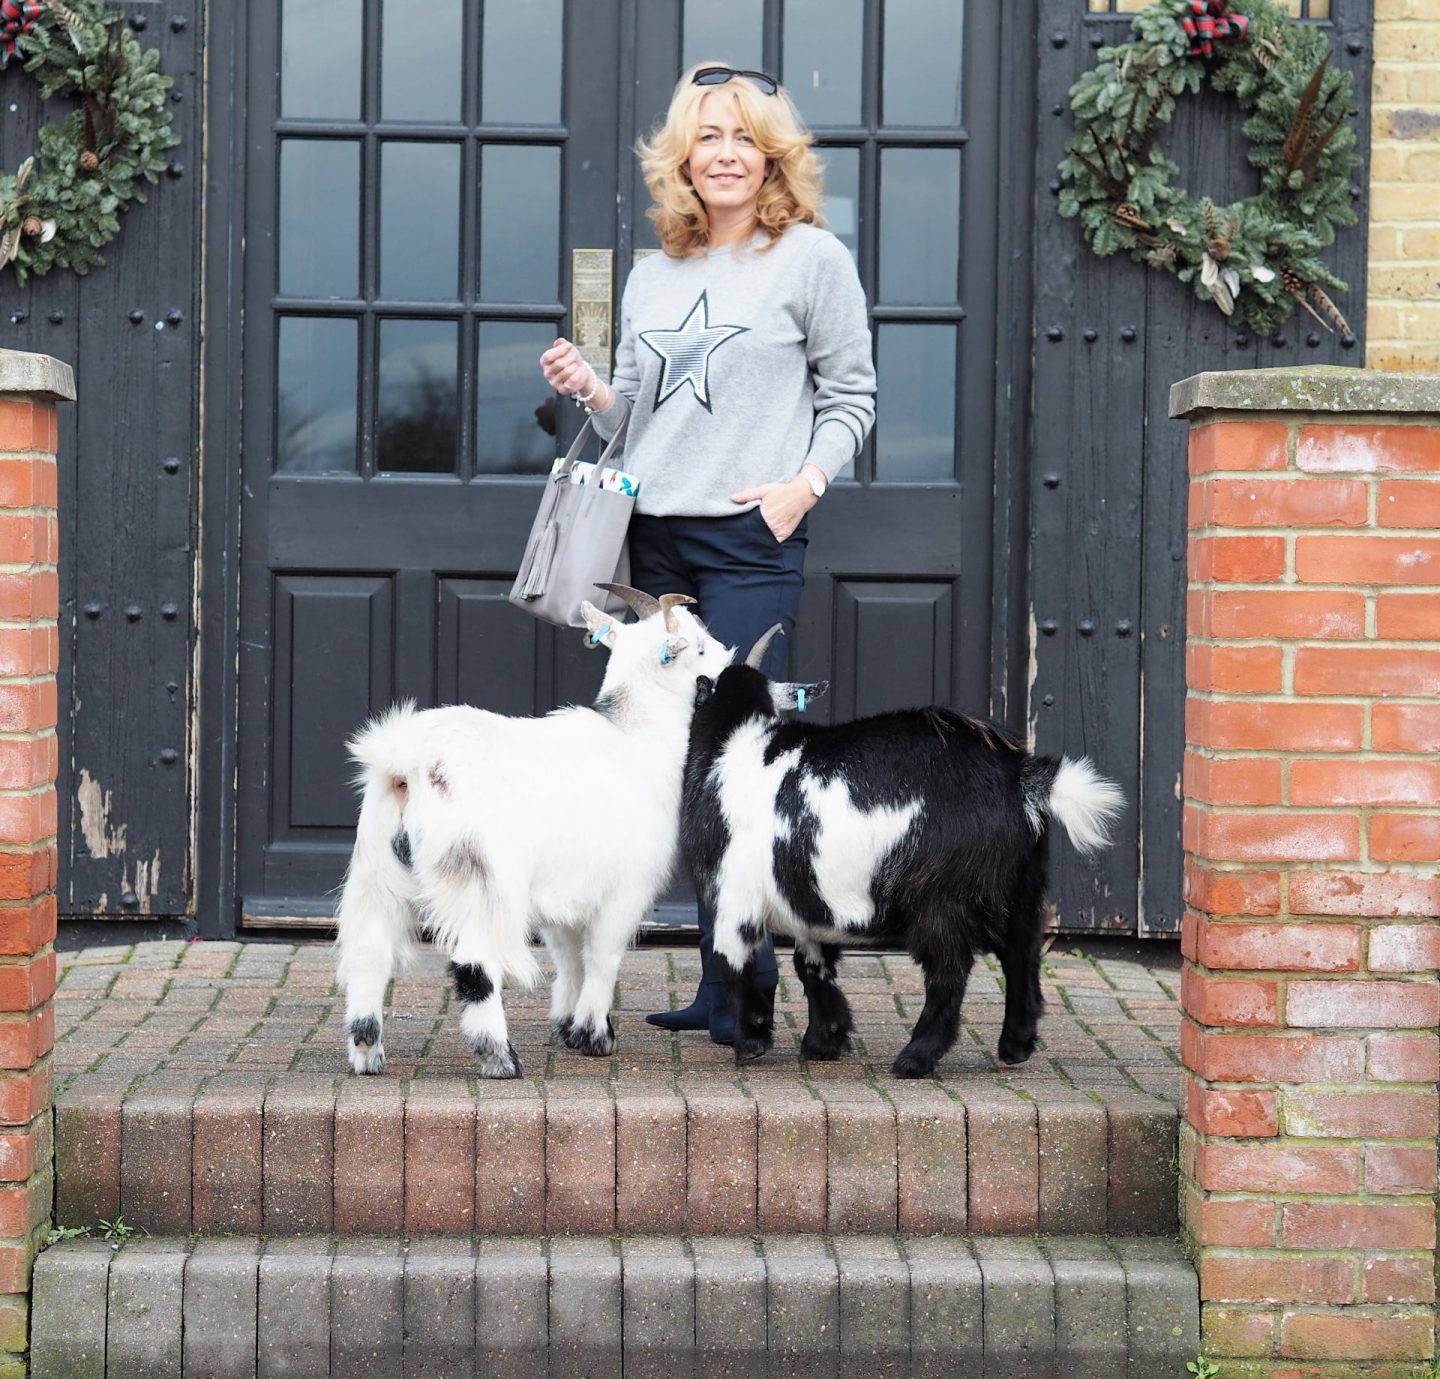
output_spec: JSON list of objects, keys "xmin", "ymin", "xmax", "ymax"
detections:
[{"xmin": 334, "ymin": 586, "xmax": 734, "ymax": 1078}]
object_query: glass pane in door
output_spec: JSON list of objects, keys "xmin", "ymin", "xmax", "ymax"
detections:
[
  {"xmin": 482, "ymin": 0, "xmax": 564, "ymax": 123},
  {"xmin": 476, "ymin": 320, "xmax": 560, "ymax": 475},
  {"xmin": 882, "ymin": 0, "xmax": 964, "ymax": 126},
  {"xmin": 377, "ymin": 318, "xmax": 460, "ymax": 473},
  {"xmin": 381, "ymin": 0, "xmax": 463, "ymax": 122},
  {"xmin": 783, "ymin": 0, "xmax": 864, "ymax": 127},
  {"xmin": 281, "ymin": 0, "xmax": 363, "ymax": 120},
  {"xmin": 683, "ymin": 0, "xmax": 763, "ymax": 69}
]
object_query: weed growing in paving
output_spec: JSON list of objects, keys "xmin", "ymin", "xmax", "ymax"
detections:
[
  {"xmin": 99, "ymin": 1215, "xmax": 147, "ymax": 1248},
  {"xmin": 1188, "ymin": 1355, "xmax": 1220, "ymax": 1379},
  {"xmin": 46, "ymin": 1224, "xmax": 90, "ymax": 1245}
]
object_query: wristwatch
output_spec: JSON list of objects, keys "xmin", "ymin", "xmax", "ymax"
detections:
[{"xmin": 801, "ymin": 468, "xmax": 827, "ymax": 499}]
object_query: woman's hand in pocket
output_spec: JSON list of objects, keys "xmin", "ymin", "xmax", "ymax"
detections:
[{"xmin": 731, "ymin": 477, "xmax": 817, "ymax": 543}]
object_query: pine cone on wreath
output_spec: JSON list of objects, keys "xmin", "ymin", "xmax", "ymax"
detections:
[
  {"xmin": 78, "ymin": 149, "xmax": 100, "ymax": 173},
  {"xmin": 20, "ymin": 216, "xmax": 41, "ymax": 236},
  {"xmin": 1113, "ymin": 202, "xmax": 1153, "ymax": 233}
]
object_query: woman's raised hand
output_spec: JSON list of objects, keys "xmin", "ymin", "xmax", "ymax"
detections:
[{"xmin": 539, "ymin": 337, "xmax": 593, "ymax": 395}]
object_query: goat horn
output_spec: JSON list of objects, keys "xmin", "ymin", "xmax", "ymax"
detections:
[
  {"xmin": 595, "ymin": 583, "xmax": 661, "ymax": 620},
  {"xmin": 659, "ymin": 592, "xmax": 697, "ymax": 634},
  {"xmin": 745, "ymin": 623, "xmax": 784, "ymax": 670}
]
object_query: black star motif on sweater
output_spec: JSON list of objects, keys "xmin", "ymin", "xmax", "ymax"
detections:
[{"xmin": 638, "ymin": 290, "xmax": 748, "ymax": 414}]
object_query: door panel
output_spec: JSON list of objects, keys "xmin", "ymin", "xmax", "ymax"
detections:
[{"xmin": 238, "ymin": 0, "xmax": 619, "ymax": 923}]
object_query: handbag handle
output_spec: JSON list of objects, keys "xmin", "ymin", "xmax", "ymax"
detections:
[{"xmin": 554, "ymin": 411, "xmax": 628, "ymax": 478}]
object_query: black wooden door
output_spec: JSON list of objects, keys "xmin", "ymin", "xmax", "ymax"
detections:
[
  {"xmin": 235, "ymin": 0, "xmax": 1025, "ymax": 928},
  {"xmin": 1032, "ymin": 0, "xmax": 1372, "ymax": 934},
  {"xmin": 236, "ymin": 0, "xmax": 622, "ymax": 923}
]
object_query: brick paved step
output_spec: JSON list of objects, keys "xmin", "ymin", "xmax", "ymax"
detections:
[
  {"xmin": 55, "ymin": 1074, "xmax": 1178, "ymax": 1239},
  {"xmin": 32, "ymin": 1233, "xmax": 1198, "ymax": 1378}
]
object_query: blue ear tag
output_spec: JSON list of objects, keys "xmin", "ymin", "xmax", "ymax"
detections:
[
  {"xmin": 796, "ymin": 687, "xmax": 807, "ymax": 713},
  {"xmin": 586, "ymin": 623, "xmax": 611, "ymax": 649},
  {"xmin": 659, "ymin": 639, "xmax": 676, "ymax": 666}
]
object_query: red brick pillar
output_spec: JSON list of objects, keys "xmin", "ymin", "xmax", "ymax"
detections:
[
  {"xmin": 0, "ymin": 351, "xmax": 73, "ymax": 1378},
  {"xmin": 1174, "ymin": 368, "xmax": 1440, "ymax": 1375}
]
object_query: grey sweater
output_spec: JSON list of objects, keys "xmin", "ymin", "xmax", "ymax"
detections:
[{"xmin": 590, "ymin": 223, "xmax": 876, "ymax": 517}]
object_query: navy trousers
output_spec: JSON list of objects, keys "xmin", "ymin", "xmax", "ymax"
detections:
[{"xmin": 627, "ymin": 506, "xmax": 809, "ymax": 998}]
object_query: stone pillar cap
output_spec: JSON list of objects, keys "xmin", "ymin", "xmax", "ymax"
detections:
[
  {"xmin": 1170, "ymin": 366, "xmax": 1440, "ymax": 420},
  {"xmin": 0, "ymin": 348, "xmax": 76, "ymax": 402}
]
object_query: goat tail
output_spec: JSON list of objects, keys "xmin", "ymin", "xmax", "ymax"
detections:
[
  {"xmin": 348, "ymin": 699, "xmax": 420, "ymax": 788},
  {"xmin": 1028, "ymin": 756, "xmax": 1126, "ymax": 855}
]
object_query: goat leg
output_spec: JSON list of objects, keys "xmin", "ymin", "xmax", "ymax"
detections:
[
  {"xmin": 713, "ymin": 917, "xmax": 775, "ymax": 1063},
  {"xmin": 794, "ymin": 941, "xmax": 853, "ymax": 1062},
  {"xmin": 893, "ymin": 959, "xmax": 969, "ymax": 1079},
  {"xmin": 996, "ymin": 943, "xmax": 1045, "ymax": 1067},
  {"xmin": 450, "ymin": 958, "xmax": 522, "ymax": 1079}
]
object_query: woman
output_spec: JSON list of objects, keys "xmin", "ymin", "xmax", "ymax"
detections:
[{"xmin": 539, "ymin": 63, "xmax": 876, "ymax": 1043}]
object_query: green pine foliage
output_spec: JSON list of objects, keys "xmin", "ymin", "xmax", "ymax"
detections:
[
  {"xmin": 1058, "ymin": 0, "xmax": 1359, "ymax": 335},
  {"xmin": 0, "ymin": 1, "xmax": 177, "ymax": 282}
]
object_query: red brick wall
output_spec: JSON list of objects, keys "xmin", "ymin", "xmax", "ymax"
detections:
[
  {"xmin": 0, "ymin": 381, "xmax": 64, "ymax": 1378},
  {"xmin": 1181, "ymin": 398, "xmax": 1440, "ymax": 1373}
]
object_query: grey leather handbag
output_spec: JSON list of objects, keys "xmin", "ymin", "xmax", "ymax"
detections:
[{"xmin": 508, "ymin": 414, "xmax": 634, "ymax": 628}]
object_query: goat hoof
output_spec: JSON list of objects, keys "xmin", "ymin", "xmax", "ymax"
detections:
[
  {"xmin": 891, "ymin": 1048, "xmax": 937, "ymax": 1079},
  {"xmin": 575, "ymin": 1019, "xmax": 617, "ymax": 1057},
  {"xmin": 348, "ymin": 1042, "xmax": 386, "ymax": 1075},
  {"xmin": 475, "ymin": 1041, "xmax": 523, "ymax": 1079},
  {"xmin": 801, "ymin": 1028, "xmax": 851, "ymax": 1062},
  {"xmin": 734, "ymin": 1035, "xmax": 771, "ymax": 1064},
  {"xmin": 553, "ymin": 1016, "xmax": 574, "ymax": 1044},
  {"xmin": 997, "ymin": 1038, "xmax": 1035, "ymax": 1066}
]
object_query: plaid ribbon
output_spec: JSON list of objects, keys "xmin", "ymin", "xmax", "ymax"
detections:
[
  {"xmin": 0, "ymin": 0, "xmax": 42, "ymax": 65},
  {"xmin": 1183, "ymin": 0, "xmax": 1248, "ymax": 58}
]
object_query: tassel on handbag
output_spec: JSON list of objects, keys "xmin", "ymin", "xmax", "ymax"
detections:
[{"xmin": 518, "ymin": 519, "xmax": 559, "ymax": 600}]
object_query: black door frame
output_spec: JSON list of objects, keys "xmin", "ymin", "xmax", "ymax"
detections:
[{"xmin": 197, "ymin": 0, "xmax": 1042, "ymax": 938}]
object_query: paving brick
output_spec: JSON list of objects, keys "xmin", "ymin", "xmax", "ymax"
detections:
[
  {"xmin": 904, "ymin": 1236, "xmax": 983, "ymax": 1379},
  {"xmin": 764, "ymin": 1235, "xmax": 839, "ymax": 1379},
  {"xmin": 896, "ymin": 1097, "xmax": 966, "ymax": 1233},
  {"xmin": 622, "ymin": 1236, "xmax": 696, "ymax": 1379},
  {"xmin": 192, "ymin": 1076, "xmax": 265, "ymax": 1233},
  {"xmin": 1037, "ymin": 1099, "xmax": 1108, "ymax": 1234},
  {"xmin": 106, "ymin": 1239, "xmax": 187, "ymax": 1379},
  {"xmin": 545, "ymin": 1095, "xmax": 616, "ymax": 1233},
  {"xmin": 549, "ymin": 1236, "xmax": 621, "ymax": 1379},
  {"xmin": 54, "ymin": 1082, "xmax": 120, "ymax": 1226},
  {"xmin": 405, "ymin": 1079, "xmax": 475, "ymax": 1233},
  {"xmin": 330, "ymin": 1239, "xmax": 403, "ymax": 1379},
  {"xmin": 263, "ymin": 1077, "xmax": 335, "ymax": 1233},
  {"xmin": 688, "ymin": 1092, "xmax": 757, "ymax": 1233},
  {"xmin": 833, "ymin": 1236, "xmax": 909, "ymax": 1379},
  {"xmin": 964, "ymin": 1094, "xmax": 1039, "ymax": 1234},
  {"xmin": 31, "ymin": 1239, "xmax": 111, "ymax": 1379},
  {"xmin": 1048, "ymin": 1236, "xmax": 1127, "ymax": 1379},
  {"xmin": 616, "ymin": 1093, "xmax": 686, "ymax": 1232},
  {"xmin": 1108, "ymin": 1100, "xmax": 1178, "ymax": 1235},
  {"xmin": 693, "ymin": 1236, "xmax": 767, "ymax": 1379},
  {"xmin": 333, "ymin": 1077, "xmax": 403, "ymax": 1233},
  {"xmin": 974, "ymin": 1237, "xmax": 1055, "ymax": 1379},
  {"xmin": 475, "ymin": 1237, "xmax": 548, "ymax": 1379},
  {"xmin": 257, "ymin": 1239, "xmax": 333, "ymax": 1379},
  {"xmin": 181, "ymin": 1238, "xmax": 260, "ymax": 1379},
  {"xmin": 475, "ymin": 1094, "xmax": 544, "ymax": 1234},
  {"xmin": 1115, "ymin": 1236, "xmax": 1201, "ymax": 1376},
  {"xmin": 756, "ymin": 1094, "xmax": 826, "ymax": 1233},
  {"xmin": 404, "ymin": 1238, "xmax": 476, "ymax": 1379},
  {"xmin": 121, "ymin": 1077, "xmax": 199, "ymax": 1234},
  {"xmin": 826, "ymin": 1097, "xmax": 897, "ymax": 1233}
]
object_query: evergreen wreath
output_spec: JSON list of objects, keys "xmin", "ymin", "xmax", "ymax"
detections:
[
  {"xmin": 0, "ymin": 0, "xmax": 176, "ymax": 283},
  {"xmin": 1058, "ymin": 0, "xmax": 1359, "ymax": 336}
]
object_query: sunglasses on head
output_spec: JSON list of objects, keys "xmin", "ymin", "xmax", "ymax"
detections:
[{"xmin": 692, "ymin": 65, "xmax": 779, "ymax": 96}]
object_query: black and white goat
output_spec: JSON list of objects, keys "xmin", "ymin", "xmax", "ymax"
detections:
[
  {"xmin": 681, "ymin": 626, "xmax": 1125, "ymax": 1078},
  {"xmin": 335, "ymin": 586, "xmax": 733, "ymax": 1078}
]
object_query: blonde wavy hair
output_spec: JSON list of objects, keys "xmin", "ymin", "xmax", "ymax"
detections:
[{"xmin": 637, "ymin": 62, "xmax": 825, "ymax": 258}]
